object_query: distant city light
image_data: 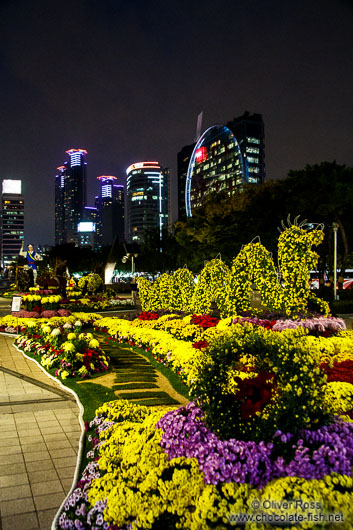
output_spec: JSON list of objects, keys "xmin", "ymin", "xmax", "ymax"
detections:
[
  {"xmin": 126, "ymin": 161, "xmax": 160, "ymax": 175},
  {"xmin": 2, "ymin": 179, "xmax": 22, "ymax": 195},
  {"xmin": 66, "ymin": 149, "xmax": 88, "ymax": 155},
  {"xmin": 102, "ymin": 184, "xmax": 112, "ymax": 198},
  {"xmin": 77, "ymin": 221, "xmax": 96, "ymax": 232},
  {"xmin": 66, "ymin": 149, "xmax": 87, "ymax": 167}
]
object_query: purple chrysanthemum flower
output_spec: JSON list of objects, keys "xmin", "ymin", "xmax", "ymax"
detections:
[{"xmin": 156, "ymin": 401, "xmax": 353, "ymax": 489}]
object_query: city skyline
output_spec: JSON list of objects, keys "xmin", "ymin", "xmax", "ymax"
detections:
[{"xmin": 1, "ymin": 0, "xmax": 352, "ymax": 245}]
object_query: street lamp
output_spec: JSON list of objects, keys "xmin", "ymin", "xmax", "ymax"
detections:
[
  {"xmin": 332, "ymin": 222, "xmax": 339, "ymax": 301},
  {"xmin": 122, "ymin": 253, "xmax": 138, "ymax": 275}
]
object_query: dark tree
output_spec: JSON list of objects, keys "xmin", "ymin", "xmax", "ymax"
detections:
[{"xmin": 173, "ymin": 162, "xmax": 353, "ymax": 278}]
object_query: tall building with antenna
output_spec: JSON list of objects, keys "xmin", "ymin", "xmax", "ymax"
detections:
[{"xmin": 177, "ymin": 111, "xmax": 265, "ymax": 219}]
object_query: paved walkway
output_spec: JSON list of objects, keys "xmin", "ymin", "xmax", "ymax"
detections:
[
  {"xmin": 0, "ymin": 335, "xmax": 81, "ymax": 530},
  {"xmin": 338, "ymin": 313, "xmax": 353, "ymax": 329}
]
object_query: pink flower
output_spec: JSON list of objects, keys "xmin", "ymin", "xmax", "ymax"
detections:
[
  {"xmin": 57, "ymin": 309, "xmax": 72, "ymax": 317},
  {"xmin": 41, "ymin": 310, "xmax": 59, "ymax": 318}
]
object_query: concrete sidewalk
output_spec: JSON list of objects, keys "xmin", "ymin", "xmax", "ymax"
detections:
[
  {"xmin": 337, "ymin": 314, "xmax": 353, "ymax": 330},
  {"xmin": 0, "ymin": 335, "xmax": 81, "ymax": 530}
]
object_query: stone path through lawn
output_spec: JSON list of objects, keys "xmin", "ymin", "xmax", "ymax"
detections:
[{"xmin": 77, "ymin": 334, "xmax": 188, "ymax": 407}]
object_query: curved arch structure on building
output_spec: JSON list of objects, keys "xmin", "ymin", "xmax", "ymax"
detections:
[{"xmin": 185, "ymin": 125, "xmax": 248, "ymax": 217}]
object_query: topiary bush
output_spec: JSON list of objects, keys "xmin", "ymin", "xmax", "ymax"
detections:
[
  {"xmin": 78, "ymin": 273, "xmax": 102, "ymax": 294},
  {"xmin": 191, "ymin": 324, "xmax": 330, "ymax": 442}
]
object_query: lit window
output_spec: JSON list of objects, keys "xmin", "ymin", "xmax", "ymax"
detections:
[{"xmin": 246, "ymin": 147, "xmax": 259, "ymax": 154}]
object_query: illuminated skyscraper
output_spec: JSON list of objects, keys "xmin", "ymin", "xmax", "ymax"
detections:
[
  {"xmin": 55, "ymin": 165, "xmax": 66, "ymax": 245},
  {"xmin": 96, "ymin": 176, "xmax": 125, "ymax": 247},
  {"xmin": 126, "ymin": 161, "xmax": 168, "ymax": 243},
  {"xmin": 1, "ymin": 179, "xmax": 24, "ymax": 267},
  {"xmin": 226, "ymin": 112, "xmax": 265, "ymax": 184},
  {"xmin": 64, "ymin": 149, "xmax": 87, "ymax": 242},
  {"xmin": 54, "ymin": 149, "xmax": 87, "ymax": 245},
  {"xmin": 177, "ymin": 112, "xmax": 265, "ymax": 218}
]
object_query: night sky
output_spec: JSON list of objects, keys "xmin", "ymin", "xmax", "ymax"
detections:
[{"xmin": 1, "ymin": 0, "xmax": 352, "ymax": 246}]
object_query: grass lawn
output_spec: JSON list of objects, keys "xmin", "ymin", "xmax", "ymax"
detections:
[{"xmin": 16, "ymin": 328, "xmax": 190, "ymax": 477}]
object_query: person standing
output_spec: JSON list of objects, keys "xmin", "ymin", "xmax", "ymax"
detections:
[{"xmin": 19, "ymin": 242, "xmax": 41, "ymax": 283}]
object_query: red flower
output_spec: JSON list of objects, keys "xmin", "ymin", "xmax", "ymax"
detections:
[
  {"xmin": 191, "ymin": 314, "xmax": 220, "ymax": 329},
  {"xmin": 192, "ymin": 340, "xmax": 209, "ymax": 350},
  {"xmin": 320, "ymin": 360, "xmax": 353, "ymax": 384},
  {"xmin": 320, "ymin": 330, "xmax": 332, "ymax": 338},
  {"xmin": 138, "ymin": 312, "xmax": 160, "ymax": 321},
  {"xmin": 233, "ymin": 373, "xmax": 276, "ymax": 420}
]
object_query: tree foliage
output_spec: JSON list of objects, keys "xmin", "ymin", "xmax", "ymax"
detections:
[{"xmin": 174, "ymin": 162, "xmax": 353, "ymax": 277}]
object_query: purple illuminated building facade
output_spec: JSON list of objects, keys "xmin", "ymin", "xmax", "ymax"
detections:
[
  {"xmin": 54, "ymin": 149, "xmax": 87, "ymax": 245},
  {"xmin": 55, "ymin": 165, "xmax": 66, "ymax": 245}
]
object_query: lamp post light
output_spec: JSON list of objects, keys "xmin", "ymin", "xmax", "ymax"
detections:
[
  {"xmin": 122, "ymin": 253, "xmax": 138, "ymax": 276},
  {"xmin": 332, "ymin": 222, "xmax": 339, "ymax": 301}
]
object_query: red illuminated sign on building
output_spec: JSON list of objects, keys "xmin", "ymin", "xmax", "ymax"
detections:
[{"xmin": 196, "ymin": 146, "xmax": 207, "ymax": 163}]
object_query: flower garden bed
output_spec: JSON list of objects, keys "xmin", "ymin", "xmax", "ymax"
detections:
[
  {"xmin": 61, "ymin": 295, "xmax": 135, "ymax": 312},
  {"xmin": 14, "ymin": 287, "xmax": 136, "ymax": 316},
  {"xmin": 10, "ymin": 303, "xmax": 353, "ymax": 529},
  {"xmin": 93, "ymin": 312, "xmax": 350, "ymax": 387},
  {"xmin": 12, "ymin": 313, "xmax": 108, "ymax": 380},
  {"xmin": 51, "ymin": 309, "xmax": 353, "ymax": 529},
  {"xmin": 8, "ymin": 224, "xmax": 353, "ymax": 529},
  {"xmin": 57, "ymin": 398, "xmax": 353, "ymax": 530},
  {"xmin": 9, "ymin": 309, "xmax": 353, "ymax": 529},
  {"xmin": 0, "ymin": 312, "xmax": 100, "ymax": 334}
]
